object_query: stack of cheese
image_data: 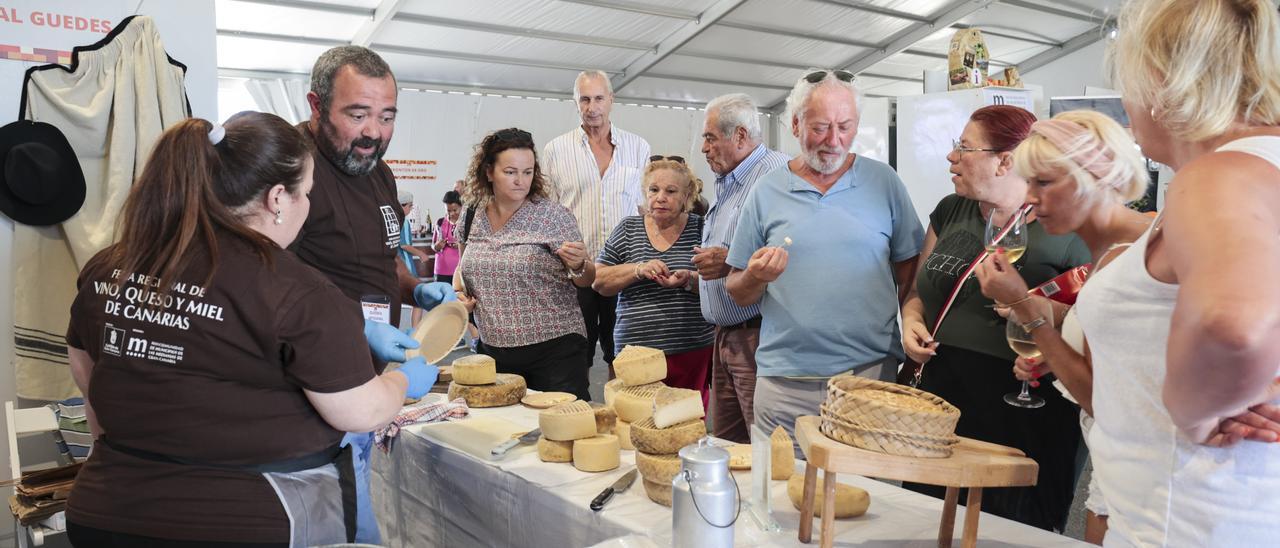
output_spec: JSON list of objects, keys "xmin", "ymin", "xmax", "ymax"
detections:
[
  {"xmin": 537, "ymin": 401, "xmax": 621, "ymax": 472},
  {"xmin": 633, "ymin": 386, "xmax": 707, "ymax": 507},
  {"xmin": 608, "ymin": 345, "xmax": 668, "ymax": 451},
  {"xmin": 447, "ymin": 355, "xmax": 526, "ymax": 407}
]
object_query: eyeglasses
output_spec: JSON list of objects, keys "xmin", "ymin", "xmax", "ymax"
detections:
[
  {"xmin": 952, "ymin": 139, "xmax": 1002, "ymax": 154},
  {"xmin": 804, "ymin": 70, "xmax": 855, "ymax": 84},
  {"xmin": 649, "ymin": 155, "xmax": 685, "ymax": 164}
]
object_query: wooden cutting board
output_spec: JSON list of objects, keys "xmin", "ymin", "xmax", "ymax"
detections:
[{"xmin": 415, "ymin": 416, "xmax": 530, "ymax": 460}]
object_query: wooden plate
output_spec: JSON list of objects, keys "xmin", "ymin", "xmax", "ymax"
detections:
[
  {"xmin": 404, "ymin": 301, "xmax": 469, "ymax": 364},
  {"xmin": 521, "ymin": 392, "xmax": 577, "ymax": 409},
  {"xmin": 437, "ymin": 365, "xmax": 453, "ymax": 384}
]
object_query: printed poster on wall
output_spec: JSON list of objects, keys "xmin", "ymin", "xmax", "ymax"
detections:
[{"xmin": 0, "ymin": 0, "xmax": 128, "ymax": 120}]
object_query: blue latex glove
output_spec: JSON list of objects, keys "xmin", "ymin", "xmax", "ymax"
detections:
[
  {"xmin": 363, "ymin": 319, "xmax": 419, "ymax": 363},
  {"xmin": 395, "ymin": 356, "xmax": 439, "ymax": 399},
  {"xmin": 413, "ymin": 281, "xmax": 457, "ymax": 311}
]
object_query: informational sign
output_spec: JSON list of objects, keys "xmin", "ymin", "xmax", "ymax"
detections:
[
  {"xmin": 385, "ymin": 158, "xmax": 438, "ymax": 181},
  {"xmin": 982, "ymin": 87, "xmax": 1034, "ymax": 112},
  {"xmin": 0, "ymin": 1, "xmax": 124, "ymax": 64}
]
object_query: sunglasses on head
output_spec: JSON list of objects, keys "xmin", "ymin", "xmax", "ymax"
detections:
[
  {"xmin": 650, "ymin": 155, "xmax": 685, "ymax": 164},
  {"xmin": 804, "ymin": 70, "xmax": 855, "ymax": 84}
]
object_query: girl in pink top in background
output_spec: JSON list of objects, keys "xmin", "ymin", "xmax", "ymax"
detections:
[{"xmin": 432, "ymin": 190, "xmax": 462, "ymax": 284}]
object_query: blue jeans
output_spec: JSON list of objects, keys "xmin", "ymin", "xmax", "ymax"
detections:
[{"xmin": 340, "ymin": 431, "xmax": 380, "ymax": 544}]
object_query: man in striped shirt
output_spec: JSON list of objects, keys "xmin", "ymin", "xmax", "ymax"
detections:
[
  {"xmin": 693, "ymin": 94, "xmax": 789, "ymax": 444},
  {"xmin": 544, "ymin": 70, "xmax": 651, "ymax": 369}
]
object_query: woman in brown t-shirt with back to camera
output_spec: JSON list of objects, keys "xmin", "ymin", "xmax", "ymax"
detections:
[{"xmin": 63, "ymin": 112, "xmax": 437, "ymax": 547}]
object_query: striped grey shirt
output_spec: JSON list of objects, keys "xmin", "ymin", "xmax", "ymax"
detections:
[
  {"xmin": 544, "ymin": 124, "xmax": 651, "ymax": 260},
  {"xmin": 599, "ymin": 215, "xmax": 714, "ymax": 354}
]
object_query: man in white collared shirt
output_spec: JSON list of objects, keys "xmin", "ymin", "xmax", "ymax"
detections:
[{"xmin": 544, "ymin": 70, "xmax": 651, "ymax": 369}]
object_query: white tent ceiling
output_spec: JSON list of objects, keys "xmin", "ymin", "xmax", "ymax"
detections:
[{"xmin": 215, "ymin": 0, "xmax": 1122, "ymax": 111}]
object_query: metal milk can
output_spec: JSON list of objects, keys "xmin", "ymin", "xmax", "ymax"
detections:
[{"xmin": 672, "ymin": 438, "xmax": 738, "ymax": 547}]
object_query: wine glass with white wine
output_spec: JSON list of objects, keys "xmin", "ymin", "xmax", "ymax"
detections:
[
  {"xmin": 1004, "ymin": 301, "xmax": 1049, "ymax": 409},
  {"xmin": 985, "ymin": 207, "xmax": 1028, "ymax": 263}
]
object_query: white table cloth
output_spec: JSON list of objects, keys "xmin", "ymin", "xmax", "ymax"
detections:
[{"xmin": 371, "ymin": 400, "xmax": 1089, "ymax": 547}]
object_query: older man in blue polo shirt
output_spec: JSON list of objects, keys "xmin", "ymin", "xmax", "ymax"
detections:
[
  {"xmin": 726, "ymin": 70, "xmax": 924, "ymax": 442},
  {"xmin": 693, "ymin": 93, "xmax": 789, "ymax": 444}
]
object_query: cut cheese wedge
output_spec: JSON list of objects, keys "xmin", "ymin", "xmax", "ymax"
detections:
[
  {"xmin": 635, "ymin": 450, "xmax": 682, "ymax": 484},
  {"xmin": 726, "ymin": 444, "xmax": 751, "ymax": 470},
  {"xmin": 771, "ymin": 426, "xmax": 796, "ymax": 480},
  {"xmin": 572, "ymin": 434, "xmax": 621, "ymax": 472},
  {"xmin": 643, "ymin": 478, "xmax": 673, "ymax": 507},
  {"xmin": 448, "ymin": 374, "xmax": 526, "ymax": 408},
  {"xmin": 651, "ymin": 386, "xmax": 703, "ymax": 428},
  {"xmin": 614, "ymin": 345, "xmax": 666, "ymax": 386},
  {"xmin": 603, "ymin": 378, "xmax": 625, "ymax": 407},
  {"xmin": 591, "ymin": 402, "xmax": 617, "ymax": 435},
  {"xmin": 536, "ymin": 436, "xmax": 573, "ymax": 463},
  {"xmin": 539, "ymin": 401, "xmax": 597, "ymax": 441},
  {"xmin": 613, "ymin": 382, "xmax": 663, "ymax": 423},
  {"xmin": 786, "ymin": 473, "xmax": 870, "ymax": 518},
  {"xmin": 452, "ymin": 354, "xmax": 497, "ymax": 385},
  {"xmin": 629, "ymin": 417, "xmax": 705, "ymax": 455},
  {"xmin": 617, "ymin": 420, "xmax": 634, "ymax": 450}
]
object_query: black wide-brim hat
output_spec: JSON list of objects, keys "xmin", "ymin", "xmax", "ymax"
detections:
[{"xmin": 0, "ymin": 120, "xmax": 86, "ymax": 226}]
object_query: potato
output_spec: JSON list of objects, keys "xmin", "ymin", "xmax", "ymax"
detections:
[{"xmin": 787, "ymin": 472, "xmax": 870, "ymax": 518}]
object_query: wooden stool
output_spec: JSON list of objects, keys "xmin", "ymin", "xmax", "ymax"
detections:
[{"xmin": 792, "ymin": 415, "xmax": 1038, "ymax": 548}]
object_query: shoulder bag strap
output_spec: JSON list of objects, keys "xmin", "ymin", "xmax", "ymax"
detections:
[{"xmin": 910, "ymin": 202, "xmax": 1034, "ymax": 387}]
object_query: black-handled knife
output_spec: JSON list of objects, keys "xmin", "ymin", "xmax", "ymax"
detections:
[{"xmin": 591, "ymin": 468, "xmax": 638, "ymax": 511}]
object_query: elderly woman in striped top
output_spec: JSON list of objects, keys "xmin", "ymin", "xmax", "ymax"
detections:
[{"xmin": 594, "ymin": 157, "xmax": 715, "ymax": 403}]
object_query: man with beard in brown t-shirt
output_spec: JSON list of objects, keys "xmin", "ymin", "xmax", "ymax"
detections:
[{"xmin": 290, "ymin": 45, "xmax": 455, "ymax": 544}]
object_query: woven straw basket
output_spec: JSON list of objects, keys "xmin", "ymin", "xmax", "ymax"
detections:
[{"xmin": 819, "ymin": 375, "xmax": 961, "ymax": 458}]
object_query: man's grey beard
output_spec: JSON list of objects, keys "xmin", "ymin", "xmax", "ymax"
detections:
[
  {"xmin": 318, "ymin": 115, "xmax": 386, "ymax": 176},
  {"xmin": 803, "ymin": 146, "xmax": 848, "ymax": 175}
]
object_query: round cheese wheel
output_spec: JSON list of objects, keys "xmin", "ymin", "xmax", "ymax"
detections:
[
  {"xmin": 539, "ymin": 401, "xmax": 597, "ymax": 441},
  {"xmin": 572, "ymin": 434, "xmax": 621, "ymax": 473},
  {"xmin": 635, "ymin": 450, "xmax": 682, "ymax": 484},
  {"xmin": 536, "ymin": 436, "xmax": 573, "ymax": 463},
  {"xmin": 786, "ymin": 473, "xmax": 870, "ymax": 518},
  {"xmin": 614, "ymin": 345, "xmax": 667, "ymax": 386},
  {"xmin": 447, "ymin": 374, "xmax": 526, "ymax": 407},
  {"xmin": 591, "ymin": 402, "xmax": 617, "ymax": 435},
  {"xmin": 629, "ymin": 417, "xmax": 706, "ymax": 455},
  {"xmin": 617, "ymin": 420, "xmax": 634, "ymax": 451},
  {"xmin": 613, "ymin": 382, "xmax": 663, "ymax": 423},
  {"xmin": 452, "ymin": 354, "xmax": 497, "ymax": 385},
  {"xmin": 643, "ymin": 478, "xmax": 672, "ymax": 507}
]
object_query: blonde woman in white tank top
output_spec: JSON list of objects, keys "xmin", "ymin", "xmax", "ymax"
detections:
[{"xmin": 1065, "ymin": 1, "xmax": 1280, "ymax": 545}]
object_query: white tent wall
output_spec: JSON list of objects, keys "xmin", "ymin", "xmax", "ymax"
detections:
[
  {"xmin": 1021, "ymin": 40, "xmax": 1113, "ymax": 115},
  {"xmin": 385, "ymin": 90, "xmax": 757, "ymax": 225},
  {"xmin": 0, "ymin": 1, "xmax": 216, "ymax": 542}
]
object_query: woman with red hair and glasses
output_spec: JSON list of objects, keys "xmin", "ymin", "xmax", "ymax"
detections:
[{"xmin": 899, "ymin": 105, "xmax": 1091, "ymax": 531}]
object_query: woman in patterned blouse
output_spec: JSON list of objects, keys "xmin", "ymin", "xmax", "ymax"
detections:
[
  {"xmin": 455, "ymin": 128, "xmax": 596, "ymax": 400},
  {"xmin": 594, "ymin": 158, "xmax": 715, "ymax": 404}
]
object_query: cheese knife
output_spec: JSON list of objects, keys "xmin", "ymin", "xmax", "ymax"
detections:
[
  {"xmin": 590, "ymin": 468, "xmax": 638, "ymax": 511},
  {"xmin": 491, "ymin": 428, "xmax": 540, "ymax": 458}
]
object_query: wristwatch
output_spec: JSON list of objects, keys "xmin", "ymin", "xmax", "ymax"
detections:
[{"xmin": 1020, "ymin": 317, "xmax": 1049, "ymax": 332}]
